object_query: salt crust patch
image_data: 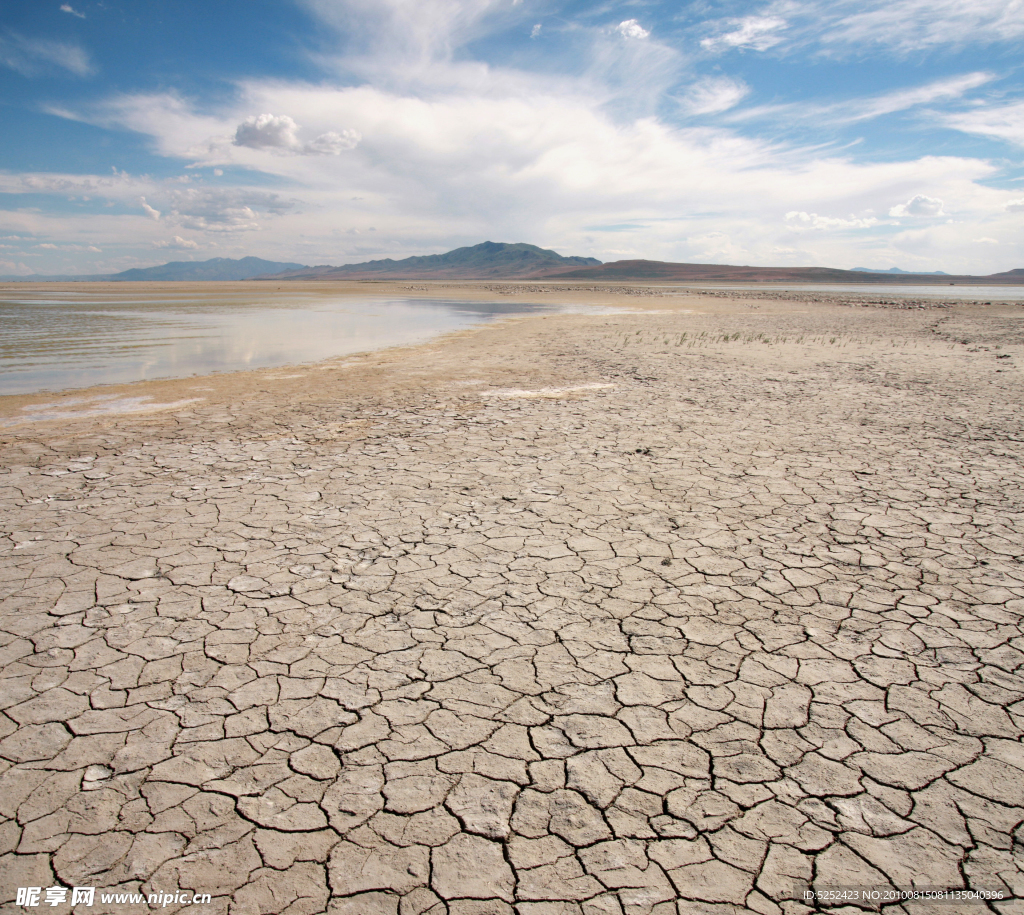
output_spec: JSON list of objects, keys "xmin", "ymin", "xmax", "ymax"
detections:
[
  {"xmin": 480, "ymin": 383, "xmax": 615, "ymax": 399},
  {"xmin": 5, "ymin": 394, "xmax": 204, "ymax": 425}
]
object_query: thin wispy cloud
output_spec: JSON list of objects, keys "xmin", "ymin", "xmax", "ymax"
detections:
[
  {"xmin": 818, "ymin": 0, "xmax": 1024, "ymax": 52},
  {"xmin": 679, "ymin": 76, "xmax": 750, "ymax": 115},
  {"xmin": 942, "ymin": 99, "xmax": 1024, "ymax": 148},
  {"xmin": 298, "ymin": 0, "xmax": 518, "ymax": 65},
  {"xmin": 701, "ymin": 16, "xmax": 787, "ymax": 52},
  {"xmin": 700, "ymin": 0, "xmax": 1024, "ymax": 55},
  {"xmin": 0, "ymin": 32, "xmax": 93, "ymax": 77},
  {"xmin": 60, "ymin": 4, "xmax": 86, "ymax": 19},
  {"xmin": 729, "ymin": 72, "xmax": 995, "ymax": 126}
]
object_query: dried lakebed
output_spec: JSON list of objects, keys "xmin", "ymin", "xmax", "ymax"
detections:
[{"xmin": 0, "ymin": 294, "xmax": 1022, "ymax": 915}]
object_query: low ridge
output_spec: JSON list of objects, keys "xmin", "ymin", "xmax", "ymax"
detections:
[{"xmin": 1, "ymin": 256, "xmax": 307, "ymax": 283}]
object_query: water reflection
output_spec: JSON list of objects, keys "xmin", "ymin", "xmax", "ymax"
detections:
[{"xmin": 0, "ymin": 291, "xmax": 561, "ymax": 396}]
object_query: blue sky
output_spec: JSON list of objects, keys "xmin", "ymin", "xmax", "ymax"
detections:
[{"xmin": 1, "ymin": 0, "xmax": 1022, "ymax": 275}]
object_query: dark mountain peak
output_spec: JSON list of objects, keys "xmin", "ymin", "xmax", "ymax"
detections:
[{"xmin": 263, "ymin": 242, "xmax": 601, "ymax": 280}]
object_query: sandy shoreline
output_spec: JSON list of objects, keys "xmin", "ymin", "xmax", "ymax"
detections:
[
  {"xmin": 1, "ymin": 288, "xmax": 1023, "ymax": 913},
  {"xmin": 2, "ymin": 280, "xmax": 1018, "ymax": 426}
]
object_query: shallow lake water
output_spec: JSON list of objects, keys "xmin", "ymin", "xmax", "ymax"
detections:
[{"xmin": 0, "ymin": 289, "xmax": 577, "ymax": 396}]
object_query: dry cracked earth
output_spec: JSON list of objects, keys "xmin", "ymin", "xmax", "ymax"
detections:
[{"xmin": 1, "ymin": 296, "xmax": 1023, "ymax": 915}]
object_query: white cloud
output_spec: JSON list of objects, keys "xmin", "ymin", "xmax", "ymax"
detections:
[
  {"xmin": 859, "ymin": 71, "xmax": 995, "ymax": 118},
  {"xmin": 234, "ymin": 113, "xmax": 301, "ymax": 150},
  {"xmin": 816, "ymin": 0, "xmax": 1024, "ymax": 52},
  {"xmin": 530, "ymin": 23, "xmax": 541, "ymax": 39},
  {"xmin": 616, "ymin": 20, "xmax": 650, "ymax": 40},
  {"xmin": 155, "ymin": 236, "xmax": 199, "ymax": 249},
  {"xmin": 679, "ymin": 76, "xmax": 749, "ymax": 116},
  {"xmin": 1006, "ymin": 199, "xmax": 1024, "ymax": 213},
  {"xmin": 233, "ymin": 113, "xmax": 360, "ymax": 155},
  {"xmin": 11, "ymin": 0, "xmax": 1024, "ymax": 276},
  {"xmin": 78, "ymin": 81, "xmax": 1002, "ymax": 268},
  {"xmin": 889, "ymin": 195, "xmax": 944, "ymax": 217},
  {"xmin": 303, "ymin": 129, "xmax": 362, "ymax": 154},
  {"xmin": 0, "ymin": 261, "xmax": 35, "ymax": 275},
  {"xmin": 0, "ymin": 33, "xmax": 93, "ymax": 77},
  {"xmin": 786, "ymin": 211, "xmax": 883, "ymax": 230},
  {"xmin": 942, "ymin": 100, "xmax": 1024, "ymax": 148},
  {"xmin": 973, "ymin": 237, "xmax": 998, "ymax": 244},
  {"xmin": 701, "ymin": 16, "xmax": 786, "ymax": 52},
  {"xmin": 60, "ymin": 4, "xmax": 86, "ymax": 18},
  {"xmin": 296, "ymin": 0, "xmax": 515, "ymax": 67},
  {"xmin": 139, "ymin": 197, "xmax": 161, "ymax": 221},
  {"xmin": 731, "ymin": 72, "xmax": 994, "ymax": 129},
  {"xmin": 699, "ymin": 0, "xmax": 1024, "ymax": 56}
]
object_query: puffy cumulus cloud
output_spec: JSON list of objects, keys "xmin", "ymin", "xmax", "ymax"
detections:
[
  {"xmin": 233, "ymin": 113, "xmax": 361, "ymax": 155},
  {"xmin": 154, "ymin": 236, "xmax": 198, "ymax": 249},
  {"xmin": 786, "ymin": 212, "xmax": 883, "ymax": 230},
  {"xmin": 0, "ymin": 33, "xmax": 94, "ymax": 77},
  {"xmin": 616, "ymin": 20, "xmax": 650, "ymax": 40},
  {"xmin": 679, "ymin": 76, "xmax": 749, "ymax": 116},
  {"xmin": 700, "ymin": 16, "xmax": 786, "ymax": 52},
  {"xmin": 234, "ymin": 113, "xmax": 301, "ymax": 150},
  {"xmin": 889, "ymin": 195, "xmax": 944, "ymax": 217}
]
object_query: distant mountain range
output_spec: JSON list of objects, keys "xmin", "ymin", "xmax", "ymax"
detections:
[
  {"xmin": 2, "ymin": 245, "xmax": 1022, "ymax": 285},
  {"xmin": 851, "ymin": 267, "xmax": 948, "ymax": 276},
  {"xmin": 257, "ymin": 245, "xmax": 1024, "ymax": 284},
  {"xmin": 266, "ymin": 242, "xmax": 601, "ymax": 280},
  {"xmin": 544, "ymin": 261, "xmax": 1024, "ymax": 285},
  {"xmin": 0, "ymin": 256, "xmax": 305, "ymax": 282}
]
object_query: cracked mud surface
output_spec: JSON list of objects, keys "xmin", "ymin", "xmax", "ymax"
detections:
[{"xmin": 1, "ymin": 292, "xmax": 1023, "ymax": 915}]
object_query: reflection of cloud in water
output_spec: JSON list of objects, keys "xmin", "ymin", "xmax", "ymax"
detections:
[
  {"xmin": 5, "ymin": 394, "xmax": 203, "ymax": 425},
  {"xmin": 0, "ymin": 293, "xmax": 608, "ymax": 396}
]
